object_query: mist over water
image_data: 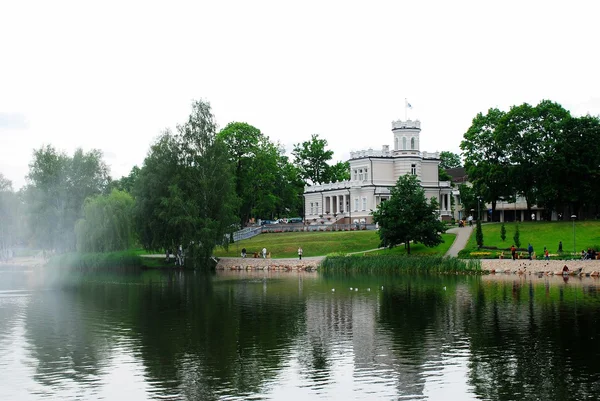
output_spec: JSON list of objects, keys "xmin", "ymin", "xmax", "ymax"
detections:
[{"xmin": 0, "ymin": 267, "xmax": 599, "ymax": 400}]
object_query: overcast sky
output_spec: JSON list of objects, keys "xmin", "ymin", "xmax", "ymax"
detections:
[{"xmin": 1, "ymin": 0, "xmax": 599, "ymax": 189}]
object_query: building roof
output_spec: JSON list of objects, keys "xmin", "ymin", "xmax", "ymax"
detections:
[{"xmin": 445, "ymin": 167, "xmax": 468, "ymax": 183}]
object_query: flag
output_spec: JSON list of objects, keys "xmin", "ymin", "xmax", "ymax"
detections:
[{"xmin": 407, "ymin": 102, "xmax": 413, "ymax": 109}]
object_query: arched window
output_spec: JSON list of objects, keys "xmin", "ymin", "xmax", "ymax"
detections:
[
  {"xmin": 411, "ymin": 137, "xmax": 415, "ymax": 150},
  {"xmin": 402, "ymin": 137, "xmax": 407, "ymax": 150},
  {"xmin": 395, "ymin": 137, "xmax": 398, "ymax": 150}
]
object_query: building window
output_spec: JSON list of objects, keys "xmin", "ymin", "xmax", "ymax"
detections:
[
  {"xmin": 411, "ymin": 164, "xmax": 416, "ymax": 175},
  {"xmin": 365, "ymin": 168, "xmax": 368, "ymax": 181},
  {"xmin": 362, "ymin": 197, "xmax": 367, "ymax": 210},
  {"xmin": 358, "ymin": 169, "xmax": 363, "ymax": 181},
  {"xmin": 411, "ymin": 137, "xmax": 415, "ymax": 150},
  {"xmin": 354, "ymin": 198, "xmax": 359, "ymax": 212},
  {"xmin": 310, "ymin": 202, "xmax": 314, "ymax": 215},
  {"xmin": 395, "ymin": 137, "xmax": 398, "ymax": 150},
  {"xmin": 402, "ymin": 137, "xmax": 407, "ymax": 150},
  {"xmin": 316, "ymin": 202, "xmax": 319, "ymax": 214},
  {"xmin": 353, "ymin": 170, "xmax": 357, "ymax": 180}
]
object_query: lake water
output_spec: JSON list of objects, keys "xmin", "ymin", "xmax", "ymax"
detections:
[{"xmin": 0, "ymin": 266, "xmax": 599, "ymax": 400}]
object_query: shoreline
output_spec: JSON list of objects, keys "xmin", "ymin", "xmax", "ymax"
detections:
[
  {"xmin": 6, "ymin": 254, "xmax": 600, "ymax": 277},
  {"xmin": 480, "ymin": 259, "xmax": 600, "ymax": 276}
]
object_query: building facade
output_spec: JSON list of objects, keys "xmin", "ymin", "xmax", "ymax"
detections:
[{"xmin": 303, "ymin": 119, "xmax": 453, "ymax": 224}]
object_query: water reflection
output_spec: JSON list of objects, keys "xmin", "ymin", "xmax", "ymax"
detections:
[{"xmin": 0, "ymin": 267, "xmax": 598, "ymax": 400}]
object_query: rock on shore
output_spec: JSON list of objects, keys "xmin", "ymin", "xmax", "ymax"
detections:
[
  {"xmin": 216, "ymin": 257, "xmax": 324, "ymax": 271},
  {"xmin": 481, "ymin": 259, "xmax": 600, "ymax": 276}
]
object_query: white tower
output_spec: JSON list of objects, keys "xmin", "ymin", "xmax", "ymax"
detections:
[{"xmin": 392, "ymin": 120, "xmax": 421, "ymax": 152}]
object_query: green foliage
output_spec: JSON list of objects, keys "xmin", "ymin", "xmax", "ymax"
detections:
[
  {"xmin": 460, "ymin": 108, "xmax": 512, "ymax": 217},
  {"xmin": 458, "ymin": 184, "xmax": 476, "ymax": 218},
  {"xmin": 218, "ymin": 122, "xmax": 304, "ymax": 225},
  {"xmin": 24, "ymin": 146, "xmax": 111, "ymax": 251},
  {"xmin": 112, "ymin": 165, "xmax": 140, "ymax": 194},
  {"xmin": 461, "ymin": 100, "xmax": 600, "ymax": 218},
  {"xmin": 292, "ymin": 134, "xmax": 345, "ymax": 185},
  {"xmin": 513, "ymin": 224, "xmax": 521, "ymax": 248},
  {"xmin": 0, "ymin": 175, "xmax": 25, "ymax": 259},
  {"xmin": 327, "ymin": 161, "xmax": 351, "ymax": 182},
  {"xmin": 439, "ymin": 151, "xmax": 461, "ymax": 169},
  {"xmin": 320, "ymin": 255, "xmax": 481, "ymax": 273},
  {"xmin": 500, "ymin": 222, "xmax": 506, "ymax": 242},
  {"xmin": 438, "ymin": 167, "xmax": 452, "ymax": 182},
  {"xmin": 475, "ymin": 219, "xmax": 484, "ymax": 248},
  {"xmin": 372, "ymin": 174, "xmax": 446, "ymax": 255},
  {"xmin": 75, "ymin": 189, "xmax": 136, "ymax": 252},
  {"xmin": 133, "ymin": 100, "xmax": 238, "ymax": 268}
]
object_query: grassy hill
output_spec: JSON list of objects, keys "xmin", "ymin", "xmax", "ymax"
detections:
[{"xmin": 212, "ymin": 230, "xmax": 456, "ymax": 259}]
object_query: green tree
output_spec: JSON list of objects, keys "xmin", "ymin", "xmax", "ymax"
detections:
[
  {"xmin": 513, "ymin": 224, "xmax": 521, "ymax": 249},
  {"xmin": 439, "ymin": 151, "xmax": 461, "ymax": 169},
  {"xmin": 500, "ymin": 222, "xmax": 506, "ymax": 242},
  {"xmin": 218, "ymin": 123, "xmax": 304, "ymax": 224},
  {"xmin": 326, "ymin": 161, "xmax": 350, "ymax": 182},
  {"xmin": 372, "ymin": 174, "xmax": 446, "ymax": 255},
  {"xmin": 460, "ymin": 108, "xmax": 512, "ymax": 219},
  {"xmin": 112, "ymin": 165, "xmax": 140, "ymax": 194},
  {"xmin": 0, "ymin": 174, "xmax": 24, "ymax": 260},
  {"xmin": 475, "ymin": 219, "xmax": 484, "ymax": 248},
  {"xmin": 292, "ymin": 134, "xmax": 334, "ymax": 185},
  {"xmin": 75, "ymin": 189, "xmax": 135, "ymax": 252},
  {"xmin": 24, "ymin": 146, "xmax": 110, "ymax": 251},
  {"xmin": 458, "ymin": 184, "xmax": 477, "ymax": 219},
  {"xmin": 134, "ymin": 100, "xmax": 237, "ymax": 267},
  {"xmin": 133, "ymin": 130, "xmax": 180, "ymax": 252},
  {"xmin": 498, "ymin": 101, "xmax": 571, "ymax": 217}
]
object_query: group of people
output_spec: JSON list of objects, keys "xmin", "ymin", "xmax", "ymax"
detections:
[
  {"xmin": 240, "ymin": 246, "xmax": 304, "ymax": 260},
  {"xmin": 458, "ymin": 215, "xmax": 474, "ymax": 228},
  {"xmin": 165, "ymin": 245, "xmax": 184, "ymax": 266},
  {"xmin": 240, "ymin": 247, "xmax": 268, "ymax": 259},
  {"xmin": 581, "ymin": 248, "xmax": 597, "ymax": 260},
  {"xmin": 509, "ymin": 243, "xmax": 550, "ymax": 260}
]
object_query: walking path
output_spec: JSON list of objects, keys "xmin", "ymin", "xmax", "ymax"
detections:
[{"xmin": 445, "ymin": 225, "xmax": 473, "ymax": 257}]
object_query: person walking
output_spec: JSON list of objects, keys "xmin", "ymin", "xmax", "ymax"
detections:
[
  {"xmin": 262, "ymin": 247, "xmax": 267, "ymax": 259},
  {"xmin": 241, "ymin": 248, "xmax": 247, "ymax": 258},
  {"xmin": 528, "ymin": 243, "xmax": 534, "ymax": 260},
  {"xmin": 511, "ymin": 245, "xmax": 516, "ymax": 260},
  {"xmin": 298, "ymin": 247, "xmax": 303, "ymax": 260},
  {"xmin": 544, "ymin": 247, "xmax": 549, "ymax": 260}
]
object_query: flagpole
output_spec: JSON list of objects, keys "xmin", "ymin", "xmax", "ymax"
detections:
[{"xmin": 404, "ymin": 98, "xmax": 407, "ymax": 121}]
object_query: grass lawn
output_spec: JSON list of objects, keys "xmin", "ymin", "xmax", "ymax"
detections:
[
  {"xmin": 213, "ymin": 231, "xmax": 456, "ymax": 258},
  {"xmin": 459, "ymin": 221, "xmax": 600, "ymax": 258},
  {"xmin": 367, "ymin": 233, "xmax": 456, "ymax": 256},
  {"xmin": 213, "ymin": 230, "xmax": 381, "ymax": 258}
]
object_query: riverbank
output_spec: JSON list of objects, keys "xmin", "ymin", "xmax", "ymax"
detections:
[
  {"xmin": 480, "ymin": 259, "xmax": 600, "ymax": 276},
  {"xmin": 216, "ymin": 256, "xmax": 323, "ymax": 271}
]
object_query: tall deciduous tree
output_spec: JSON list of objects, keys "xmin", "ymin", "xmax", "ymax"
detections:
[
  {"xmin": 372, "ymin": 174, "xmax": 446, "ymax": 255},
  {"xmin": 0, "ymin": 174, "xmax": 23, "ymax": 260},
  {"xmin": 24, "ymin": 146, "xmax": 110, "ymax": 251},
  {"xmin": 134, "ymin": 100, "xmax": 237, "ymax": 268},
  {"xmin": 292, "ymin": 134, "xmax": 335, "ymax": 185},
  {"xmin": 460, "ymin": 108, "xmax": 512, "ymax": 219},
  {"xmin": 217, "ymin": 122, "xmax": 301, "ymax": 224},
  {"xmin": 497, "ymin": 101, "xmax": 571, "ymax": 217}
]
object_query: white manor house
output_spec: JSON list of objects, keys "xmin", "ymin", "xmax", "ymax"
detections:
[{"xmin": 303, "ymin": 119, "xmax": 453, "ymax": 225}]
